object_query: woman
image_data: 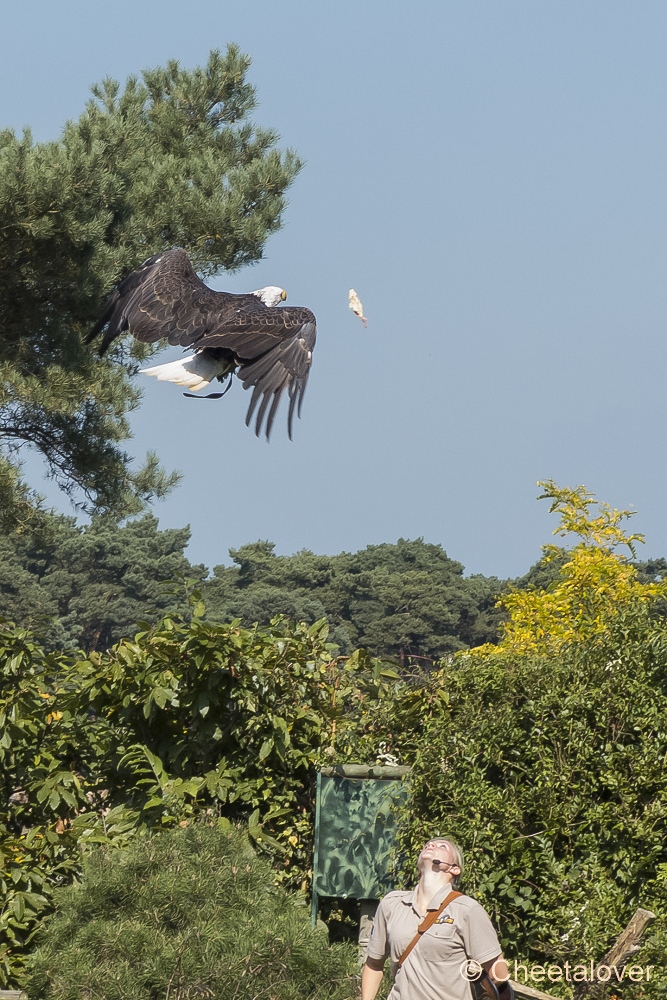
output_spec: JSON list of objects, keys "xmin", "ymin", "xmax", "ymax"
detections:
[{"xmin": 361, "ymin": 837, "xmax": 509, "ymax": 1000}]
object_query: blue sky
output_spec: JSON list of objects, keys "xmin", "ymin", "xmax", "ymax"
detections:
[{"xmin": 3, "ymin": 1, "xmax": 667, "ymax": 577}]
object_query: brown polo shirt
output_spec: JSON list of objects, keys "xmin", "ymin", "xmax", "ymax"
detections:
[{"xmin": 366, "ymin": 884, "xmax": 502, "ymax": 1000}]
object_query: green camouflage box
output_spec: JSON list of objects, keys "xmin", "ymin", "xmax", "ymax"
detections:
[{"xmin": 312, "ymin": 766, "xmax": 410, "ymax": 909}]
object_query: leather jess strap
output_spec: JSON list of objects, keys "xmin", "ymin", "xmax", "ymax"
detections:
[{"xmin": 397, "ymin": 890, "xmax": 462, "ymax": 970}]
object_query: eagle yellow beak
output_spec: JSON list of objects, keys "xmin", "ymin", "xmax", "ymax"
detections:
[{"xmin": 281, "ymin": 290, "xmax": 287, "ymax": 301}]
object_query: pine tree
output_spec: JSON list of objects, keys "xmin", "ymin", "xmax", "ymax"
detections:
[
  {"xmin": 0, "ymin": 47, "xmax": 301, "ymax": 530},
  {"xmin": 0, "ymin": 514, "xmax": 206, "ymax": 650},
  {"xmin": 203, "ymin": 538, "xmax": 506, "ymax": 659},
  {"xmin": 27, "ymin": 825, "xmax": 355, "ymax": 1000}
]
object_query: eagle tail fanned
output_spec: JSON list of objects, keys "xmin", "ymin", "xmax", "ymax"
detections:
[{"xmin": 140, "ymin": 353, "xmax": 223, "ymax": 393}]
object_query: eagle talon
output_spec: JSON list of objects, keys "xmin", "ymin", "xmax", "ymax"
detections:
[
  {"xmin": 215, "ymin": 372, "xmax": 234, "ymax": 395},
  {"xmin": 183, "ymin": 373, "xmax": 233, "ymax": 399}
]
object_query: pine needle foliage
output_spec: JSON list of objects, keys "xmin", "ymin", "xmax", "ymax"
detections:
[
  {"xmin": 27, "ymin": 824, "xmax": 356, "ymax": 1000},
  {"xmin": 0, "ymin": 523, "xmax": 506, "ymax": 658},
  {"xmin": 0, "ymin": 513, "xmax": 207, "ymax": 651},
  {"xmin": 0, "ymin": 47, "xmax": 301, "ymax": 530}
]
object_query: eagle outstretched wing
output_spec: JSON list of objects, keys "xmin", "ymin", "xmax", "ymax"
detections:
[
  {"xmin": 87, "ymin": 249, "xmax": 317, "ymax": 440},
  {"xmin": 238, "ymin": 317, "xmax": 316, "ymax": 438}
]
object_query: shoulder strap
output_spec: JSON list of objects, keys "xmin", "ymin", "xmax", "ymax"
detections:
[{"xmin": 397, "ymin": 890, "xmax": 462, "ymax": 971}]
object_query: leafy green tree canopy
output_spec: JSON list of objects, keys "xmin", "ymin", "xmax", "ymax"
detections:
[
  {"xmin": 0, "ymin": 525, "xmax": 506, "ymax": 659},
  {"xmin": 0, "ymin": 47, "xmax": 301, "ymax": 530},
  {"xmin": 203, "ymin": 537, "xmax": 505, "ymax": 660}
]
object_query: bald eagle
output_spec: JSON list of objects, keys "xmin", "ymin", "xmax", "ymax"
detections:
[{"xmin": 86, "ymin": 249, "xmax": 317, "ymax": 440}]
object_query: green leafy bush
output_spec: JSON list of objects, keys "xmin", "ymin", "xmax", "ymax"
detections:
[
  {"xmin": 402, "ymin": 614, "xmax": 667, "ymax": 976},
  {"xmin": 28, "ymin": 824, "xmax": 356, "ymax": 1000},
  {"xmin": 384, "ymin": 486, "xmax": 667, "ymax": 994},
  {"xmin": 0, "ymin": 612, "xmax": 398, "ymax": 987}
]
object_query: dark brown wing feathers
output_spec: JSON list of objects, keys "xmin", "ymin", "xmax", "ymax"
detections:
[
  {"xmin": 87, "ymin": 249, "xmax": 317, "ymax": 439},
  {"xmin": 239, "ymin": 320, "xmax": 316, "ymax": 439},
  {"xmin": 86, "ymin": 250, "xmax": 244, "ymax": 354}
]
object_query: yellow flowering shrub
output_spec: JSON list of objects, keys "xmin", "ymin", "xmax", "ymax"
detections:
[{"xmin": 476, "ymin": 479, "xmax": 666, "ymax": 657}]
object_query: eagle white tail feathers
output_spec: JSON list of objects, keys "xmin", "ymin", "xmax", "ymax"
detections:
[{"xmin": 140, "ymin": 354, "xmax": 224, "ymax": 393}]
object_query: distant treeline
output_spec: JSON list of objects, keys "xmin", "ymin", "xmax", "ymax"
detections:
[{"xmin": 1, "ymin": 513, "xmax": 665, "ymax": 658}]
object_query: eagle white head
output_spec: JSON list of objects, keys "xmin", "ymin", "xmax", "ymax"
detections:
[{"xmin": 252, "ymin": 285, "xmax": 287, "ymax": 306}]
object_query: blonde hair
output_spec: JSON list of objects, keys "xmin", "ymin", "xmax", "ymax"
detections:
[{"xmin": 443, "ymin": 838, "xmax": 464, "ymax": 887}]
